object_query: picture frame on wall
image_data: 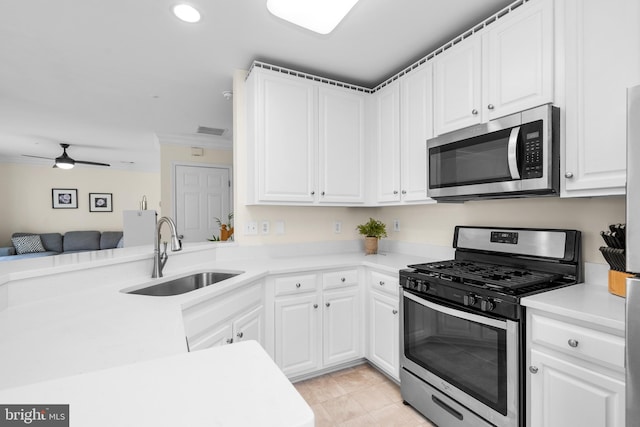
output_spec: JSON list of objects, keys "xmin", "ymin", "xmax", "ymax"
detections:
[
  {"xmin": 89, "ymin": 193, "xmax": 113, "ymax": 212},
  {"xmin": 52, "ymin": 188, "xmax": 78, "ymax": 209}
]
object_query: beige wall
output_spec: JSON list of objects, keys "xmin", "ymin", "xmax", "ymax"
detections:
[
  {"xmin": 159, "ymin": 144, "xmax": 233, "ymax": 217},
  {"xmin": 0, "ymin": 162, "xmax": 160, "ymax": 246},
  {"xmin": 233, "ymin": 69, "xmax": 625, "ymax": 264}
]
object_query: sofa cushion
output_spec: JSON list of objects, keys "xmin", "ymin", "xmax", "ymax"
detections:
[
  {"xmin": 63, "ymin": 231, "xmax": 101, "ymax": 252},
  {"xmin": 12, "ymin": 232, "xmax": 63, "ymax": 253},
  {"xmin": 11, "ymin": 235, "xmax": 46, "ymax": 254},
  {"xmin": 100, "ymin": 231, "xmax": 124, "ymax": 250}
]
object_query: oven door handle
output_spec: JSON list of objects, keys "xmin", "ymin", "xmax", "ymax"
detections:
[
  {"xmin": 508, "ymin": 126, "xmax": 521, "ymax": 180},
  {"xmin": 403, "ymin": 291, "xmax": 507, "ymax": 330}
]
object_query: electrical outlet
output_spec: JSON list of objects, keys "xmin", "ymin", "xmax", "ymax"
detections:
[
  {"xmin": 334, "ymin": 221, "xmax": 342, "ymax": 234},
  {"xmin": 261, "ymin": 221, "xmax": 270, "ymax": 234},
  {"xmin": 393, "ymin": 219, "xmax": 400, "ymax": 232},
  {"xmin": 244, "ymin": 221, "xmax": 258, "ymax": 235}
]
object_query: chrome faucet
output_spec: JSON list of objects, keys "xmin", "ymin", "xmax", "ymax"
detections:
[{"xmin": 152, "ymin": 216, "xmax": 183, "ymax": 278}]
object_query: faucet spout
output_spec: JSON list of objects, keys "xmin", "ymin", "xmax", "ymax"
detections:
[{"xmin": 152, "ymin": 216, "xmax": 182, "ymax": 278}]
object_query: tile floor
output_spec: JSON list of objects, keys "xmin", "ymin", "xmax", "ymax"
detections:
[{"xmin": 294, "ymin": 363, "xmax": 435, "ymax": 427}]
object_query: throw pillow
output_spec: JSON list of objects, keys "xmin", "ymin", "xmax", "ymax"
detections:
[{"xmin": 12, "ymin": 235, "xmax": 46, "ymax": 254}]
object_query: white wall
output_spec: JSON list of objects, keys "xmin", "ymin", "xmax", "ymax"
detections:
[
  {"xmin": 233, "ymin": 69, "xmax": 626, "ymax": 264},
  {"xmin": 0, "ymin": 163, "xmax": 160, "ymax": 246}
]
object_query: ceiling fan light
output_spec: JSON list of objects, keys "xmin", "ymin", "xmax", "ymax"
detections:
[
  {"xmin": 267, "ymin": 0, "xmax": 359, "ymax": 35},
  {"xmin": 173, "ymin": 4, "xmax": 201, "ymax": 23},
  {"xmin": 55, "ymin": 158, "xmax": 74, "ymax": 169}
]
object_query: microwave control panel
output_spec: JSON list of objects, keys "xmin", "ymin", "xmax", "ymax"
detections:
[{"xmin": 521, "ymin": 121, "xmax": 543, "ymax": 179}]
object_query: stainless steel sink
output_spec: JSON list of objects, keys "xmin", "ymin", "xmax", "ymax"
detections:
[{"xmin": 128, "ymin": 271, "xmax": 243, "ymax": 296}]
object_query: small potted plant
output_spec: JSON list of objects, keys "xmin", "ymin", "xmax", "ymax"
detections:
[
  {"xmin": 356, "ymin": 218, "xmax": 387, "ymax": 255},
  {"xmin": 214, "ymin": 212, "xmax": 234, "ymax": 241}
]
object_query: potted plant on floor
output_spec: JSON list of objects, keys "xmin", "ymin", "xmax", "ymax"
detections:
[{"xmin": 356, "ymin": 218, "xmax": 387, "ymax": 255}]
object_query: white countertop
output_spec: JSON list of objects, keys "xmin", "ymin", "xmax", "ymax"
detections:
[
  {"xmin": 0, "ymin": 341, "xmax": 314, "ymax": 427},
  {"xmin": 521, "ymin": 279, "xmax": 626, "ymax": 333}
]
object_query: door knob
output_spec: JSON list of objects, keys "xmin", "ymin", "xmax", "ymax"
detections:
[{"xmin": 565, "ymin": 172, "xmax": 574, "ymax": 179}]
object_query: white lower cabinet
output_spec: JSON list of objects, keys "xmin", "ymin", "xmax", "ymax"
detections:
[
  {"xmin": 272, "ymin": 269, "xmax": 362, "ymax": 378},
  {"xmin": 367, "ymin": 270, "xmax": 400, "ymax": 381},
  {"xmin": 527, "ymin": 309, "xmax": 625, "ymax": 427},
  {"xmin": 182, "ymin": 281, "xmax": 265, "ymax": 352}
]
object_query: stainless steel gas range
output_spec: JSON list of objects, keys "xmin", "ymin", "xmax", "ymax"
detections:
[{"xmin": 399, "ymin": 226, "xmax": 582, "ymax": 427}]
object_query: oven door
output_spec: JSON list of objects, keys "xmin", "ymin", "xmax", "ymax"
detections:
[{"xmin": 400, "ymin": 290, "xmax": 520, "ymax": 427}]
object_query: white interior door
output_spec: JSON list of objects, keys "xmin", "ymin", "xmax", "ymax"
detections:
[{"xmin": 175, "ymin": 165, "xmax": 231, "ymax": 242}]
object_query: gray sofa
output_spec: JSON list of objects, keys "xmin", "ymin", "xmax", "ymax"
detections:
[{"xmin": 0, "ymin": 231, "xmax": 123, "ymax": 261}]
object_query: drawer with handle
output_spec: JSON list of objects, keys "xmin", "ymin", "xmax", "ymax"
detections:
[
  {"xmin": 370, "ymin": 271, "xmax": 399, "ymax": 296},
  {"xmin": 322, "ymin": 269, "xmax": 359, "ymax": 290},
  {"xmin": 274, "ymin": 274, "xmax": 318, "ymax": 296},
  {"xmin": 530, "ymin": 313, "xmax": 625, "ymax": 370}
]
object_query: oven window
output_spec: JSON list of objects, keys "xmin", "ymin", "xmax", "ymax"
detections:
[
  {"xmin": 429, "ymin": 127, "xmax": 514, "ymax": 188},
  {"xmin": 403, "ymin": 296, "xmax": 507, "ymax": 415}
]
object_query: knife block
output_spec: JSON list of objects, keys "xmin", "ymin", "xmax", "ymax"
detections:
[{"xmin": 608, "ymin": 270, "xmax": 633, "ymax": 297}]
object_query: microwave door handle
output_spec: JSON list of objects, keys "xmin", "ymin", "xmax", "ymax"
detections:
[{"xmin": 508, "ymin": 126, "xmax": 521, "ymax": 180}]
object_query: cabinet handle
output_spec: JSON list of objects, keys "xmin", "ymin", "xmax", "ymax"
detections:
[
  {"xmin": 313, "ymin": 304, "xmax": 318, "ymax": 309},
  {"xmin": 568, "ymin": 339, "xmax": 579, "ymax": 348},
  {"xmin": 565, "ymin": 172, "xmax": 574, "ymax": 179},
  {"xmin": 326, "ymin": 302, "xmax": 331, "ymax": 307},
  {"xmin": 295, "ymin": 283, "xmax": 301, "ymax": 288},
  {"xmin": 226, "ymin": 338, "xmax": 233, "ymax": 344},
  {"xmin": 341, "ymin": 277, "xmax": 346, "ymax": 282},
  {"xmin": 472, "ymin": 109, "xmax": 478, "ymax": 115},
  {"xmin": 311, "ymin": 191, "xmax": 315, "ymax": 195},
  {"xmin": 393, "ymin": 190, "xmax": 398, "ymax": 195},
  {"xmin": 392, "ymin": 309, "xmax": 398, "ymax": 315},
  {"xmin": 236, "ymin": 332, "xmax": 244, "ymax": 339},
  {"xmin": 321, "ymin": 191, "xmax": 325, "ymax": 196},
  {"xmin": 401, "ymin": 190, "xmax": 406, "ymax": 194},
  {"xmin": 487, "ymin": 104, "xmax": 495, "ymax": 110},
  {"xmin": 379, "ymin": 281, "xmax": 385, "ymax": 286},
  {"xmin": 529, "ymin": 366, "xmax": 539, "ymax": 374}
]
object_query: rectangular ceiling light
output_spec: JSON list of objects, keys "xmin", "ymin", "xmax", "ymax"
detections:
[{"xmin": 267, "ymin": 0, "xmax": 360, "ymax": 35}]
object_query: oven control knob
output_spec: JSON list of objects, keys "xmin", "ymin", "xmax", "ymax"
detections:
[
  {"xmin": 418, "ymin": 281, "xmax": 429, "ymax": 293},
  {"xmin": 463, "ymin": 294, "xmax": 477, "ymax": 306},
  {"xmin": 481, "ymin": 298, "xmax": 496, "ymax": 312}
]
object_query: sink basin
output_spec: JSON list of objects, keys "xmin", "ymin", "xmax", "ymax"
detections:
[{"xmin": 128, "ymin": 271, "xmax": 243, "ymax": 296}]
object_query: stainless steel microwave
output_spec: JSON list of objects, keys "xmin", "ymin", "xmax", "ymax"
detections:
[{"xmin": 427, "ymin": 104, "xmax": 559, "ymax": 201}]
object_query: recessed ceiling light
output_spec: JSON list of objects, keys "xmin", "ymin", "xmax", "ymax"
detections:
[
  {"xmin": 173, "ymin": 4, "xmax": 201, "ymax": 23},
  {"xmin": 266, "ymin": 0, "xmax": 359, "ymax": 35}
]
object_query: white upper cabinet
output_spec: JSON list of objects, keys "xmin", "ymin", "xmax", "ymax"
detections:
[
  {"xmin": 246, "ymin": 66, "xmax": 365, "ymax": 205},
  {"xmin": 375, "ymin": 81, "xmax": 402, "ymax": 202},
  {"xmin": 400, "ymin": 63, "xmax": 434, "ymax": 203},
  {"xmin": 561, "ymin": 0, "xmax": 640, "ymax": 197},
  {"xmin": 433, "ymin": 0, "xmax": 554, "ymax": 136},
  {"xmin": 483, "ymin": 0, "xmax": 554, "ymax": 120},
  {"xmin": 318, "ymin": 86, "xmax": 365, "ymax": 203},
  {"xmin": 434, "ymin": 37, "xmax": 483, "ymax": 135},
  {"xmin": 247, "ymin": 68, "xmax": 316, "ymax": 204},
  {"xmin": 374, "ymin": 63, "xmax": 435, "ymax": 205}
]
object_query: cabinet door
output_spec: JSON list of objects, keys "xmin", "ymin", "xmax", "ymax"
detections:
[
  {"xmin": 484, "ymin": 0, "xmax": 553, "ymax": 120},
  {"xmin": 275, "ymin": 294, "xmax": 320, "ymax": 377},
  {"xmin": 400, "ymin": 64, "xmax": 434, "ymax": 203},
  {"xmin": 376, "ymin": 81, "xmax": 401, "ymax": 202},
  {"xmin": 318, "ymin": 86, "xmax": 365, "ymax": 203},
  {"xmin": 562, "ymin": 0, "xmax": 639, "ymax": 196},
  {"xmin": 433, "ymin": 36, "xmax": 482, "ymax": 135},
  {"xmin": 233, "ymin": 305, "xmax": 264, "ymax": 346},
  {"xmin": 188, "ymin": 322, "xmax": 233, "ymax": 352},
  {"xmin": 529, "ymin": 349, "xmax": 625, "ymax": 427},
  {"xmin": 323, "ymin": 289, "xmax": 361, "ymax": 367},
  {"xmin": 369, "ymin": 290, "xmax": 400, "ymax": 380},
  {"xmin": 256, "ymin": 71, "xmax": 316, "ymax": 202}
]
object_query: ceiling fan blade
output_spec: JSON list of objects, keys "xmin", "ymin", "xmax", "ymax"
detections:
[
  {"xmin": 74, "ymin": 160, "xmax": 111, "ymax": 167},
  {"xmin": 22, "ymin": 154, "xmax": 54, "ymax": 160}
]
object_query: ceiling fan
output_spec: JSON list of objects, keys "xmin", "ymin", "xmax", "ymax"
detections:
[{"xmin": 23, "ymin": 143, "xmax": 110, "ymax": 169}]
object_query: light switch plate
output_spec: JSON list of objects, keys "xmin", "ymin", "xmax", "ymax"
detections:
[
  {"xmin": 393, "ymin": 219, "xmax": 400, "ymax": 232},
  {"xmin": 334, "ymin": 221, "xmax": 342, "ymax": 234}
]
